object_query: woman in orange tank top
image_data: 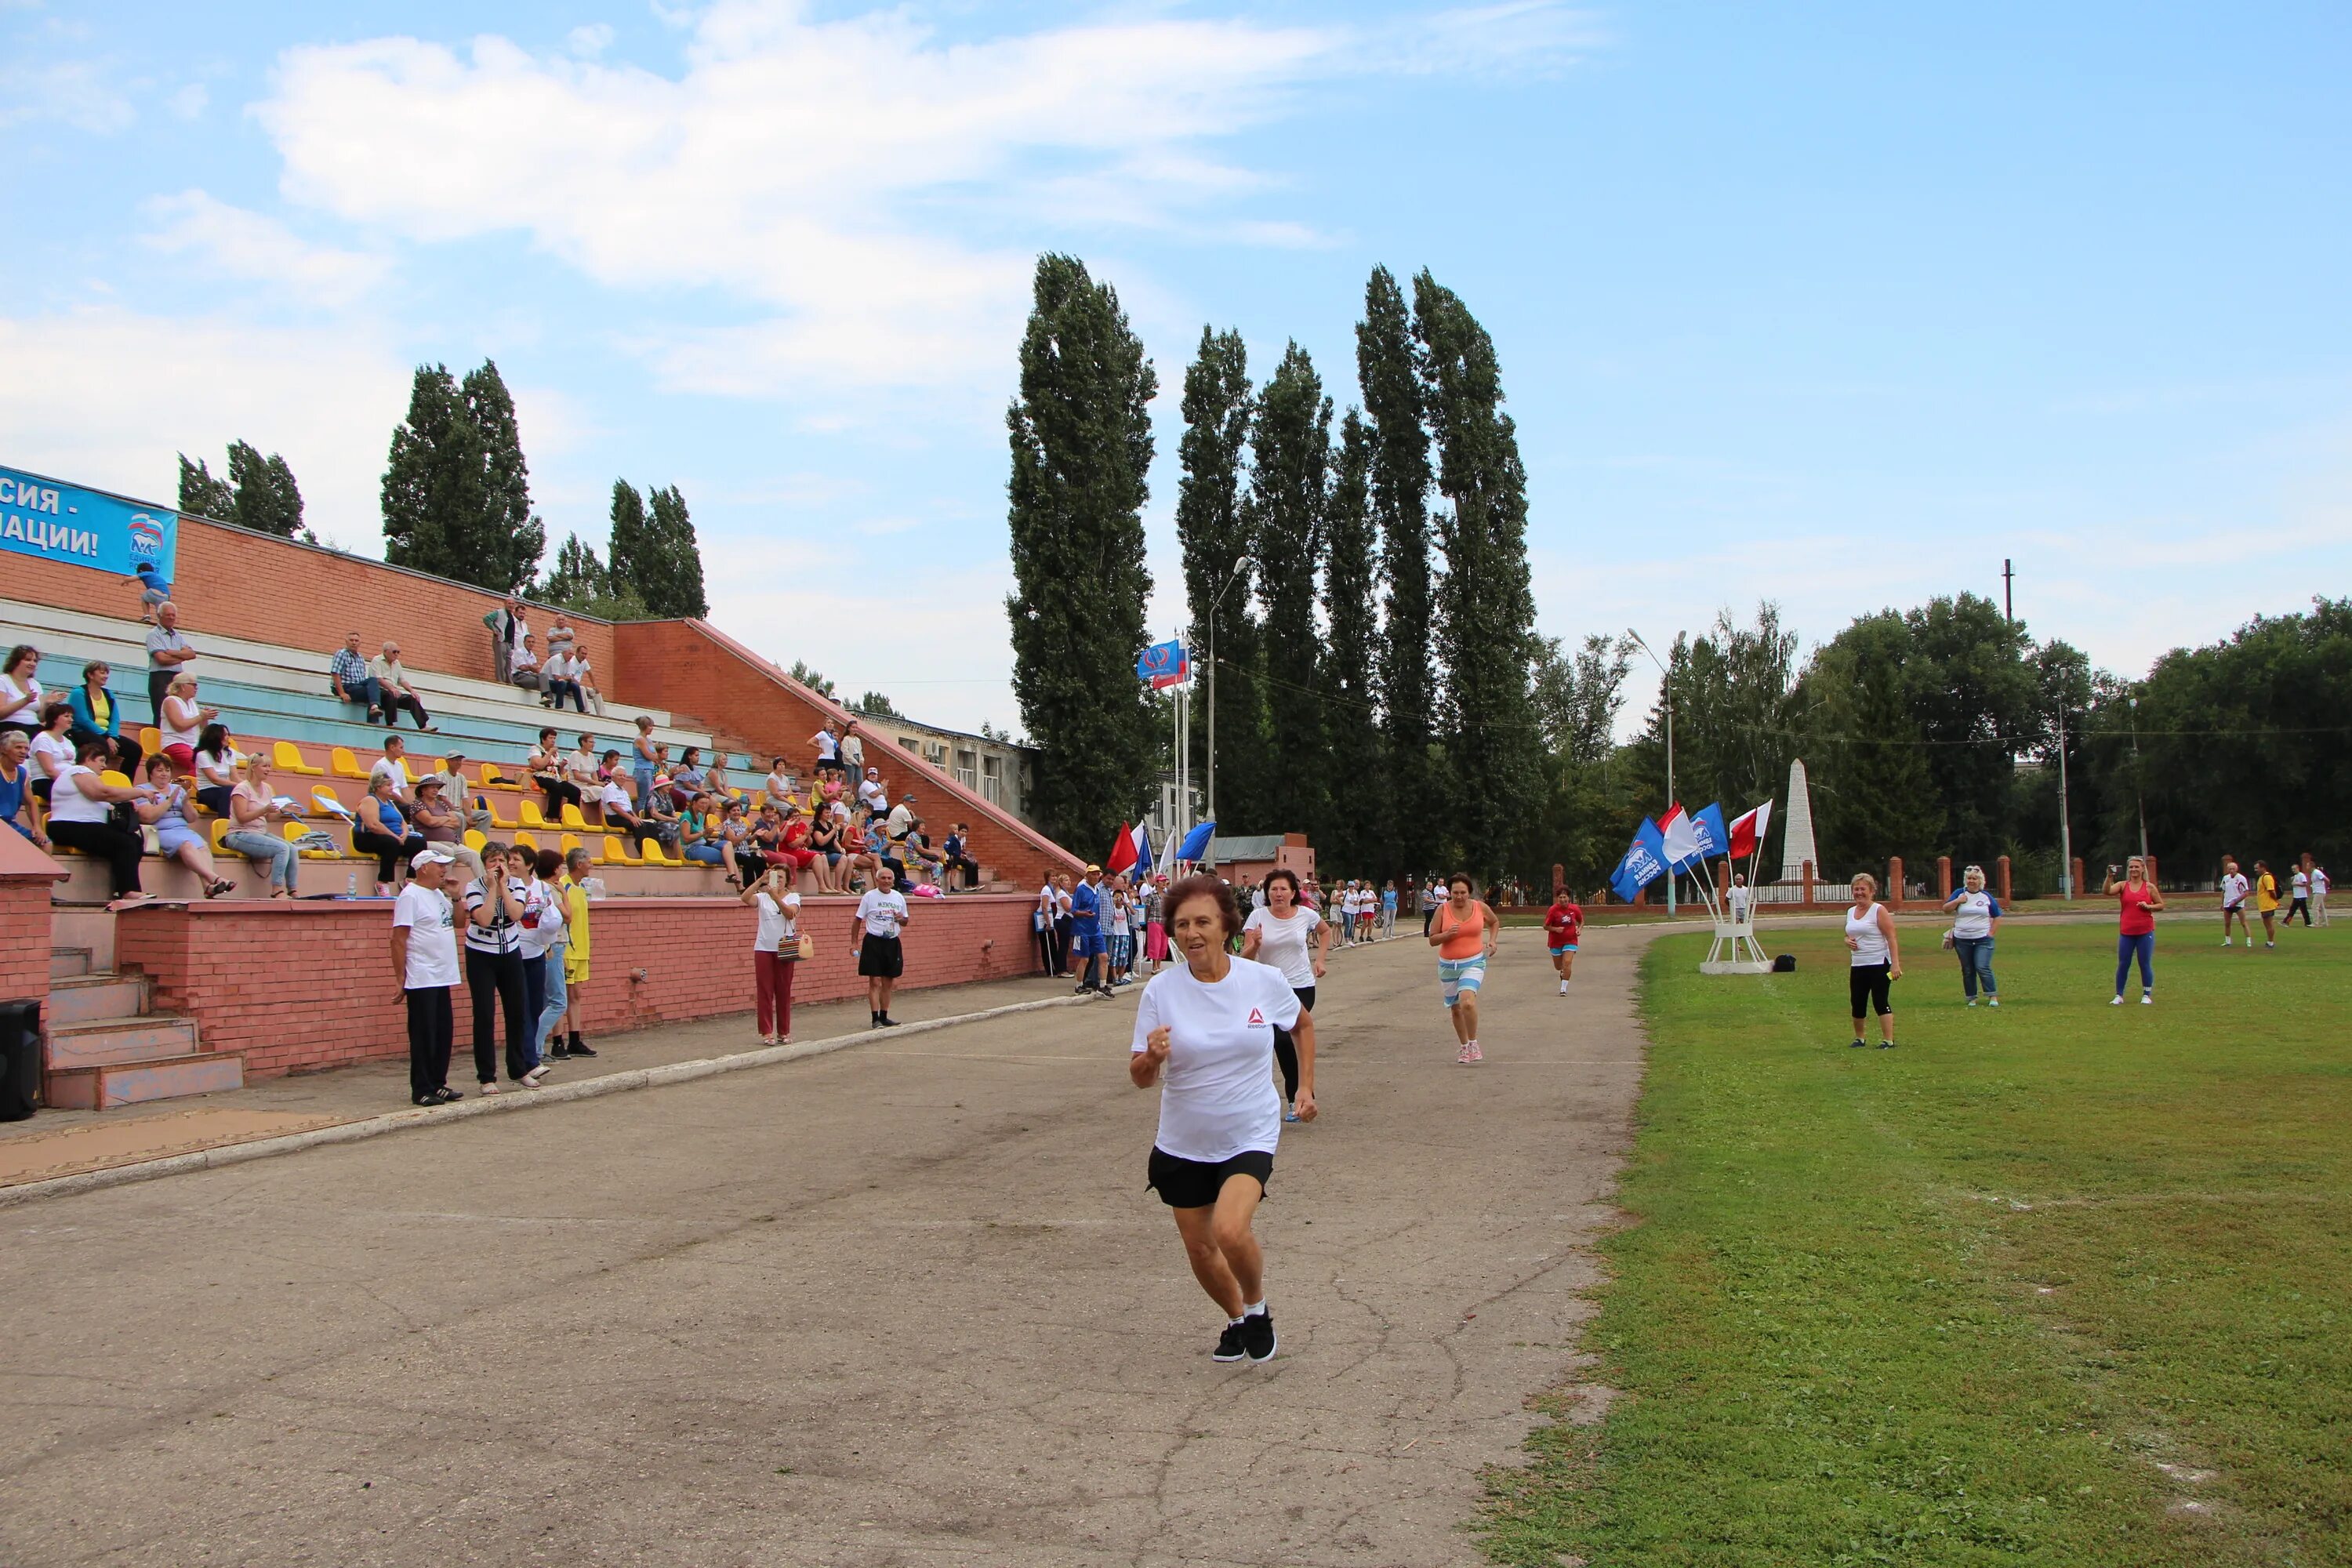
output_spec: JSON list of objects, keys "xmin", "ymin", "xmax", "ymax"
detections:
[{"xmin": 1425, "ymin": 873, "xmax": 1497, "ymax": 1064}]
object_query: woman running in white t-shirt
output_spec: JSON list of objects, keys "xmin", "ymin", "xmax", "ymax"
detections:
[
  {"xmin": 1240, "ymin": 867, "xmax": 1330, "ymax": 1122},
  {"xmin": 1844, "ymin": 873, "xmax": 1903, "ymax": 1047},
  {"xmin": 1132, "ymin": 874, "xmax": 1316, "ymax": 1364}
]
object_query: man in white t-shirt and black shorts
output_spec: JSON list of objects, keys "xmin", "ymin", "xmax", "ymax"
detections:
[
  {"xmin": 853, "ymin": 863, "xmax": 913, "ymax": 1028},
  {"xmin": 2219, "ymin": 856, "xmax": 2252, "ymax": 947}
]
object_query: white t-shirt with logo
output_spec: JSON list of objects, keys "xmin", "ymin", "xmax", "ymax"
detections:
[
  {"xmin": 754, "ymin": 888, "xmax": 801, "ymax": 953},
  {"xmin": 1242, "ymin": 906, "xmax": 1322, "ymax": 989},
  {"xmin": 394, "ymin": 884, "xmax": 461, "ymax": 988},
  {"xmin": 856, "ymin": 887, "xmax": 909, "ymax": 938},
  {"xmin": 1131, "ymin": 956, "xmax": 1300, "ymax": 1163},
  {"xmin": 1950, "ymin": 890, "xmax": 1999, "ymax": 939},
  {"xmin": 2220, "ymin": 872, "xmax": 2250, "ymax": 909}
]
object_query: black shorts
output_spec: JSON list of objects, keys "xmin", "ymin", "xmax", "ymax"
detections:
[
  {"xmin": 857, "ymin": 934, "xmax": 904, "ymax": 978},
  {"xmin": 1849, "ymin": 961, "xmax": 1893, "ymax": 1018},
  {"xmin": 1147, "ymin": 1146, "xmax": 1273, "ymax": 1210}
]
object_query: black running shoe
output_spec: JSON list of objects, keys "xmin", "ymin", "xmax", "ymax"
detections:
[
  {"xmin": 877, "ymin": 1014, "xmax": 900, "ymax": 1028},
  {"xmin": 568, "ymin": 1042, "xmax": 598, "ymax": 1058},
  {"xmin": 1211, "ymin": 1321, "xmax": 1247, "ymax": 1363},
  {"xmin": 1849, "ymin": 1038, "xmax": 1866, "ymax": 1049},
  {"xmin": 1878, "ymin": 1040, "xmax": 1896, "ymax": 1049},
  {"xmin": 1242, "ymin": 1309, "xmax": 1276, "ymax": 1363}
]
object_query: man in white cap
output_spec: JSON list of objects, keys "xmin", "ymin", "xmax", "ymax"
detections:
[{"xmin": 392, "ymin": 847, "xmax": 463, "ymax": 1107}]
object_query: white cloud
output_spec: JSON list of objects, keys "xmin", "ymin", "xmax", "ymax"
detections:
[
  {"xmin": 140, "ymin": 190, "xmax": 393, "ymax": 307},
  {"xmin": 165, "ymin": 82, "xmax": 207, "ymax": 120},
  {"xmin": 0, "ymin": 307, "xmax": 410, "ymax": 550},
  {"xmin": 566, "ymin": 23, "xmax": 615, "ymax": 57},
  {"xmin": 0, "ymin": 56, "xmax": 135, "ymax": 132},
  {"xmin": 251, "ymin": 2, "xmax": 1592, "ymax": 396}
]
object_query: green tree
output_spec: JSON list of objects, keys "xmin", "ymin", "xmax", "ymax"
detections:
[
  {"xmin": 225, "ymin": 441, "xmax": 304, "ymax": 537},
  {"xmin": 176, "ymin": 454, "xmax": 234, "ymax": 521},
  {"xmin": 855, "ymin": 691, "xmax": 906, "ymax": 719},
  {"xmin": 541, "ymin": 532, "xmax": 648, "ymax": 622},
  {"xmin": 607, "ymin": 481, "xmax": 648, "ymax": 596},
  {"xmin": 642, "ymin": 485, "xmax": 709, "ymax": 617},
  {"xmin": 380, "ymin": 360, "xmax": 544, "ymax": 593},
  {"xmin": 1004, "ymin": 253, "xmax": 1160, "ymax": 851},
  {"xmin": 1319, "ymin": 409, "xmax": 1383, "ymax": 871},
  {"xmin": 789, "ymin": 660, "xmax": 837, "ymax": 699},
  {"xmin": 1246, "ymin": 340, "xmax": 1333, "ymax": 841},
  {"xmin": 1799, "ymin": 615, "xmax": 1945, "ymax": 873},
  {"xmin": 1175, "ymin": 325, "xmax": 1271, "ymax": 832},
  {"xmin": 1414, "ymin": 270, "xmax": 1544, "ymax": 883},
  {"xmin": 1358, "ymin": 264, "xmax": 1439, "ymax": 877}
]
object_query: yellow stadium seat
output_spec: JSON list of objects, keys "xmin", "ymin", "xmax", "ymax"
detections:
[
  {"xmin": 487, "ymin": 796, "xmax": 520, "ymax": 829},
  {"xmin": 463, "ymin": 829, "xmax": 487, "ymax": 852},
  {"xmin": 100, "ymin": 769, "xmax": 132, "ymax": 789},
  {"xmin": 518, "ymin": 801, "xmax": 552, "ymax": 830},
  {"xmin": 477, "ymin": 762, "xmax": 508, "ymax": 787},
  {"xmin": 401, "ymin": 757, "xmax": 421, "ymax": 782},
  {"xmin": 139, "ymin": 726, "xmax": 161, "ymax": 755},
  {"xmin": 514, "ymin": 829, "xmax": 540, "ymax": 855},
  {"xmin": 596, "ymin": 836, "xmax": 626, "ymax": 866},
  {"xmin": 559, "ymin": 833, "xmax": 582, "ymax": 858},
  {"xmin": 750, "ymin": 789, "xmax": 764, "ymax": 810},
  {"xmin": 608, "ymin": 835, "xmax": 644, "ymax": 866},
  {"xmin": 283, "ymin": 821, "xmax": 343, "ymax": 859},
  {"xmin": 210, "ymin": 818, "xmax": 231, "ymax": 851},
  {"xmin": 330, "ymin": 746, "xmax": 368, "ymax": 781},
  {"xmin": 310, "ymin": 784, "xmax": 347, "ymax": 815},
  {"xmin": 274, "ymin": 740, "xmax": 325, "ymax": 777},
  {"xmin": 560, "ymin": 803, "xmax": 590, "ymax": 830}
]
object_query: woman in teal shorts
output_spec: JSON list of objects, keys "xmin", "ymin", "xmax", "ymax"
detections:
[{"xmin": 1425, "ymin": 873, "xmax": 1497, "ymax": 1063}]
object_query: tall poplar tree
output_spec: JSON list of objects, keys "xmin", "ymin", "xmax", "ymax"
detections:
[
  {"xmin": 380, "ymin": 359, "xmax": 544, "ymax": 593},
  {"xmin": 1414, "ymin": 270, "xmax": 1544, "ymax": 882},
  {"xmin": 179, "ymin": 445, "xmax": 303, "ymax": 535},
  {"xmin": 1175, "ymin": 326, "xmax": 1271, "ymax": 832},
  {"xmin": 642, "ymin": 485, "xmax": 710, "ymax": 618},
  {"xmin": 1358, "ymin": 265, "xmax": 1440, "ymax": 877},
  {"xmin": 1320, "ymin": 409, "xmax": 1384, "ymax": 871},
  {"xmin": 1246, "ymin": 341, "xmax": 1334, "ymax": 842},
  {"xmin": 1004, "ymin": 254, "xmax": 1160, "ymax": 852}
]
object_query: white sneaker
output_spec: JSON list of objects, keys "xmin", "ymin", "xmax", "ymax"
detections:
[
  {"xmin": 1967, "ymin": 999, "xmax": 1978, "ymax": 1007},
  {"xmin": 2111, "ymin": 996, "xmax": 2123, "ymax": 1006},
  {"xmin": 1559, "ymin": 981, "xmax": 1568, "ymax": 995},
  {"xmin": 1988, "ymin": 997, "xmax": 1999, "ymax": 1008},
  {"xmin": 2140, "ymin": 993, "xmax": 2153, "ymax": 1005}
]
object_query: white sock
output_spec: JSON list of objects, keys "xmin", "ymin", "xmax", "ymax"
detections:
[
  {"xmin": 1245, "ymin": 1299, "xmax": 1266, "ymax": 1318},
  {"xmin": 1229, "ymin": 1313, "xmax": 1247, "ymax": 1326}
]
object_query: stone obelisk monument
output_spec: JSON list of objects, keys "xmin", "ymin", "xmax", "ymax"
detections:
[{"xmin": 1778, "ymin": 757, "xmax": 1820, "ymax": 884}]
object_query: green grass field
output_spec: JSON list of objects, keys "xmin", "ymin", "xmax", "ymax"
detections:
[{"xmin": 1482, "ymin": 920, "xmax": 2350, "ymax": 1566}]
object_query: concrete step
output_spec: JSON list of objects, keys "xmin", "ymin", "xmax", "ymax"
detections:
[
  {"xmin": 49, "ymin": 946, "xmax": 94, "ymax": 980},
  {"xmin": 46, "ymin": 1014, "xmax": 201, "ymax": 1069},
  {"xmin": 44, "ymin": 1051, "xmax": 245, "ymax": 1110},
  {"xmin": 45, "ymin": 974, "xmax": 148, "ymax": 1026}
]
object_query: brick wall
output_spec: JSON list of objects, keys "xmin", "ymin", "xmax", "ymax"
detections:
[
  {"xmin": 113, "ymin": 892, "xmax": 1042, "ymax": 1080},
  {"xmin": 5, "ymin": 512, "xmax": 617, "ymax": 688},
  {"xmin": 0, "ymin": 830, "xmax": 66, "ymax": 1009},
  {"xmin": 612, "ymin": 619, "xmax": 1081, "ymax": 891}
]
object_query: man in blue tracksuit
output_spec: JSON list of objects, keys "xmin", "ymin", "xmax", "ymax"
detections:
[{"xmin": 1070, "ymin": 865, "xmax": 1109, "ymax": 996}]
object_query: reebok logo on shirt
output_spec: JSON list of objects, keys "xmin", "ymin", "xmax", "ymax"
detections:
[{"xmin": 1247, "ymin": 1008, "xmax": 1265, "ymax": 1025}]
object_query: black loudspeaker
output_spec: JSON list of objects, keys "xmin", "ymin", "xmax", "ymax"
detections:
[
  {"xmin": 0, "ymin": 999, "xmax": 39, "ymax": 1120},
  {"xmin": 1772, "ymin": 954, "xmax": 1797, "ymax": 973}
]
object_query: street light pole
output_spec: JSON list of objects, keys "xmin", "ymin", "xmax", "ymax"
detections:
[
  {"xmin": 1206, "ymin": 556, "xmax": 1251, "ymax": 840},
  {"xmin": 1628, "ymin": 628, "xmax": 1675, "ymax": 915},
  {"xmin": 2129, "ymin": 693, "xmax": 2149, "ymax": 861}
]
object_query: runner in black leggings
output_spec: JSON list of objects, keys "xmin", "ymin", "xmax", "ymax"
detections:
[{"xmin": 1239, "ymin": 868, "xmax": 1330, "ymax": 1123}]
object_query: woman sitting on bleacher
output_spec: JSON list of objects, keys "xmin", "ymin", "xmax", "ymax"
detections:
[
  {"xmin": 31, "ymin": 702, "xmax": 77, "ymax": 808},
  {"xmin": 410, "ymin": 777, "xmax": 484, "ymax": 881},
  {"xmin": 135, "ymin": 755, "xmax": 235, "ymax": 898},
  {"xmin": 526, "ymin": 727, "xmax": 580, "ymax": 817},
  {"xmin": 0, "ymin": 644, "xmax": 42, "ymax": 737},
  {"xmin": 193, "ymin": 723, "xmax": 240, "ymax": 818},
  {"xmin": 804, "ymin": 799, "xmax": 842, "ymax": 890},
  {"xmin": 46, "ymin": 739, "xmax": 151, "ymax": 910},
  {"xmin": 716, "ymin": 797, "xmax": 755, "ymax": 886},
  {"xmin": 158, "ymin": 675, "xmax": 216, "ymax": 774},
  {"xmin": 764, "ymin": 757, "xmax": 794, "ymax": 804},
  {"xmin": 66, "ymin": 660, "xmax": 142, "ymax": 780},
  {"xmin": 225, "ymin": 752, "xmax": 303, "ymax": 898},
  {"xmin": 354, "ymin": 769, "xmax": 428, "ymax": 897},
  {"xmin": 679, "ymin": 793, "xmax": 727, "ymax": 866},
  {"xmin": 669, "ymin": 746, "xmax": 708, "ymax": 809}
]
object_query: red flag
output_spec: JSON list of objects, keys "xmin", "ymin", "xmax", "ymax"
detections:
[
  {"xmin": 1728, "ymin": 800, "xmax": 1773, "ymax": 860},
  {"xmin": 1105, "ymin": 822, "xmax": 1138, "ymax": 873}
]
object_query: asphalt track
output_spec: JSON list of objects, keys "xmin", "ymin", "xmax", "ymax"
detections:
[{"xmin": 0, "ymin": 926, "xmax": 1655, "ymax": 1567}]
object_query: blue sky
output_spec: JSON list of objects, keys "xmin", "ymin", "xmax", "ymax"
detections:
[{"xmin": 5, "ymin": 1, "xmax": 2347, "ymax": 736}]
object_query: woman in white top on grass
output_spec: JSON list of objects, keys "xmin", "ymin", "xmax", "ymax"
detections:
[
  {"xmin": 1240, "ymin": 868, "xmax": 1330, "ymax": 1123},
  {"xmin": 1939, "ymin": 863, "xmax": 2002, "ymax": 1007},
  {"xmin": 1844, "ymin": 872, "xmax": 1904, "ymax": 1048},
  {"xmin": 1132, "ymin": 873, "xmax": 1316, "ymax": 1365}
]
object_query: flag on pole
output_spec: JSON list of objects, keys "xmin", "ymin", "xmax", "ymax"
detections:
[
  {"xmin": 1660, "ymin": 807, "xmax": 1703, "ymax": 869},
  {"xmin": 1130, "ymin": 822, "xmax": 1154, "ymax": 878},
  {"xmin": 1727, "ymin": 800, "xmax": 1773, "ymax": 860},
  {"xmin": 1135, "ymin": 640, "xmax": 1188, "ymax": 688},
  {"xmin": 1609, "ymin": 818, "xmax": 1671, "ymax": 903},
  {"xmin": 1105, "ymin": 822, "xmax": 1138, "ymax": 873},
  {"xmin": 1176, "ymin": 820, "xmax": 1216, "ymax": 862},
  {"xmin": 1680, "ymin": 804, "xmax": 1730, "ymax": 868}
]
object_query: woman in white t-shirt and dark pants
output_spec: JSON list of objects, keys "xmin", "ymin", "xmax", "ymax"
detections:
[
  {"xmin": 1844, "ymin": 872, "xmax": 1904, "ymax": 1048},
  {"xmin": 1240, "ymin": 868, "xmax": 1330, "ymax": 1123},
  {"xmin": 1133, "ymin": 874, "xmax": 1316, "ymax": 1364},
  {"xmin": 743, "ymin": 865, "xmax": 802, "ymax": 1044}
]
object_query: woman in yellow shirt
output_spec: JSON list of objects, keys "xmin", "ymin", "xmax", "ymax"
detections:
[
  {"xmin": 2252, "ymin": 860, "xmax": 2280, "ymax": 949},
  {"xmin": 550, "ymin": 846, "xmax": 600, "ymax": 1058}
]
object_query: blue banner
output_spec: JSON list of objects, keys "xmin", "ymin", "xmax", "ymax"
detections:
[
  {"xmin": 0, "ymin": 466, "xmax": 179, "ymax": 582},
  {"xmin": 1176, "ymin": 820, "xmax": 1215, "ymax": 862},
  {"xmin": 1675, "ymin": 803, "xmax": 1730, "ymax": 871},
  {"xmin": 1610, "ymin": 818, "xmax": 1670, "ymax": 903},
  {"xmin": 1136, "ymin": 639, "xmax": 1188, "ymax": 685}
]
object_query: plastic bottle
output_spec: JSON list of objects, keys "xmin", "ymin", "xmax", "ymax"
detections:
[{"xmin": 347, "ymin": 872, "xmax": 358, "ymax": 899}]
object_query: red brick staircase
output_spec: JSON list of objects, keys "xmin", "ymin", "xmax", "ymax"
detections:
[{"xmin": 43, "ymin": 945, "xmax": 244, "ymax": 1110}]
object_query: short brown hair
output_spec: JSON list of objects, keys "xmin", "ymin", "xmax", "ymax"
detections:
[
  {"xmin": 1163, "ymin": 873, "xmax": 1243, "ymax": 939},
  {"xmin": 1263, "ymin": 866, "xmax": 1301, "ymax": 899}
]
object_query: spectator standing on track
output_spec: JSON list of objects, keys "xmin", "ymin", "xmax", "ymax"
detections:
[
  {"xmin": 393, "ymin": 847, "xmax": 463, "ymax": 1106},
  {"xmin": 852, "ymin": 864, "xmax": 912, "ymax": 1029},
  {"xmin": 1054, "ymin": 872, "xmax": 1076, "ymax": 977},
  {"xmin": 329, "ymin": 632, "xmax": 381, "ymax": 721},
  {"xmin": 528, "ymin": 848, "xmax": 571, "ymax": 1062},
  {"xmin": 2314, "ymin": 862, "xmax": 2332, "ymax": 926},
  {"xmin": 2286, "ymin": 862, "xmax": 2313, "ymax": 927},
  {"xmin": 143, "ymin": 602, "xmax": 196, "ymax": 725},
  {"xmin": 370, "ymin": 641, "xmax": 437, "ymax": 732},
  {"xmin": 1070, "ymin": 864, "xmax": 1109, "ymax": 996},
  {"xmin": 517, "ymin": 847, "xmax": 564, "ymax": 1083},
  {"xmin": 1381, "ymin": 880, "xmax": 1399, "ymax": 938},
  {"xmin": 2105, "ymin": 856, "xmax": 2165, "ymax": 1004},
  {"xmin": 0, "ymin": 731, "xmax": 47, "ymax": 848},
  {"xmin": 67, "ymin": 660, "xmax": 140, "ymax": 779},
  {"xmin": 1419, "ymin": 877, "xmax": 1442, "ymax": 938},
  {"xmin": 1144, "ymin": 875, "xmax": 1170, "ymax": 971},
  {"xmin": 2252, "ymin": 860, "xmax": 2280, "ymax": 948},
  {"xmin": 550, "ymin": 846, "xmax": 598, "ymax": 1059},
  {"xmin": 0, "ymin": 644, "xmax": 42, "ymax": 737},
  {"xmin": 745, "ymin": 864, "xmax": 801, "ymax": 1044},
  {"xmin": 463, "ymin": 840, "xmax": 541, "ymax": 1092},
  {"xmin": 225, "ymin": 752, "xmax": 302, "ymax": 897}
]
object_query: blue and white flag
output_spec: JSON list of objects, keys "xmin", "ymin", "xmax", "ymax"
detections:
[
  {"xmin": 1675, "ymin": 803, "xmax": 1730, "ymax": 871},
  {"xmin": 1609, "ymin": 818, "xmax": 1670, "ymax": 903},
  {"xmin": 1136, "ymin": 640, "xmax": 1188, "ymax": 688}
]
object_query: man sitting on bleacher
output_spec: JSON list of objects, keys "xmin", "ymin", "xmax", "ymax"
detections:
[
  {"xmin": 370, "ymin": 735, "xmax": 416, "ymax": 803},
  {"xmin": 594, "ymin": 763, "xmax": 653, "ymax": 849},
  {"xmin": 426, "ymin": 750, "xmax": 492, "ymax": 840},
  {"xmin": 369, "ymin": 641, "xmax": 437, "ymax": 732},
  {"xmin": 328, "ymin": 632, "xmax": 381, "ymax": 722}
]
